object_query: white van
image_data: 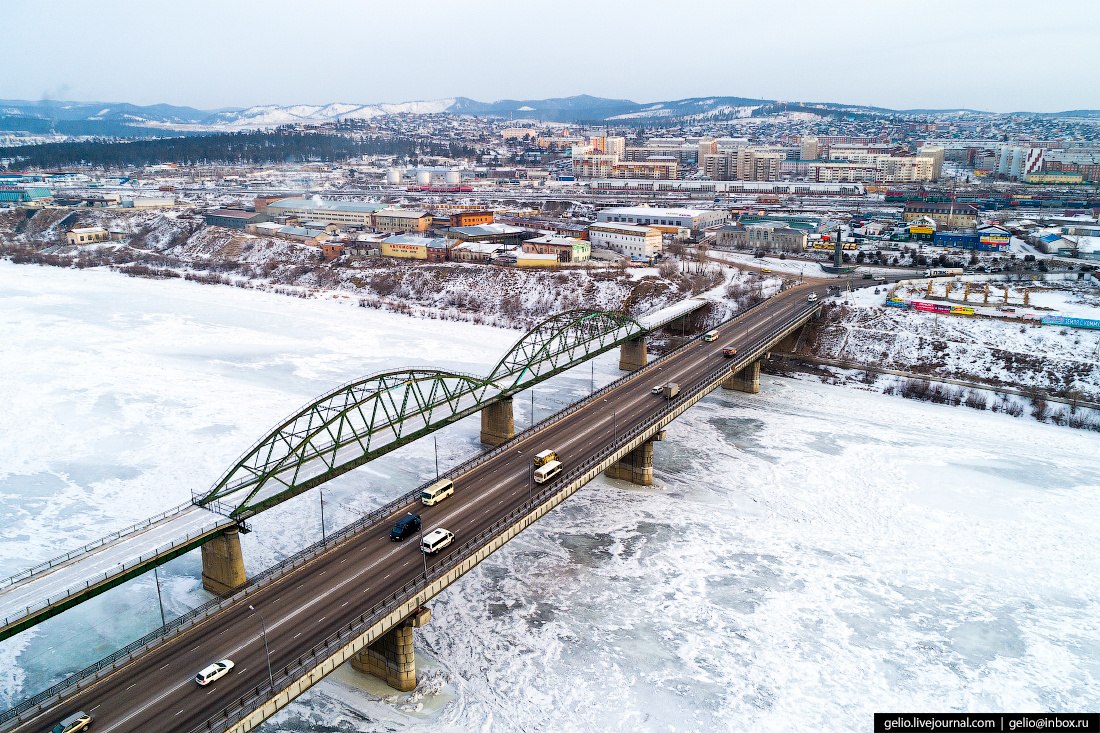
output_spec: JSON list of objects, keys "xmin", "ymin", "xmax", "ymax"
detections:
[
  {"xmin": 703, "ymin": 330, "xmax": 719, "ymax": 342},
  {"xmin": 533, "ymin": 459, "xmax": 563, "ymax": 484},
  {"xmin": 533, "ymin": 449, "xmax": 558, "ymax": 468},
  {"xmin": 421, "ymin": 528, "xmax": 454, "ymax": 554},
  {"xmin": 420, "ymin": 478, "xmax": 454, "ymax": 506}
]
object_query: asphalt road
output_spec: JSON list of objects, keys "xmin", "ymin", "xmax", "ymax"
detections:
[{"xmin": 13, "ymin": 283, "xmax": 838, "ymax": 733}]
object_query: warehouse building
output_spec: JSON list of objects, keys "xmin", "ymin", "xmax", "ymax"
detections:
[
  {"xmin": 447, "ymin": 222, "xmax": 532, "ymax": 248},
  {"xmin": 204, "ymin": 209, "xmax": 271, "ymax": 230},
  {"xmin": 373, "ymin": 208, "xmax": 432, "ymax": 234},
  {"xmin": 714, "ymin": 223, "xmax": 807, "ymax": 252},
  {"xmin": 522, "ymin": 235, "xmax": 591, "ymax": 263},
  {"xmin": 596, "ymin": 206, "xmax": 728, "ymax": 232},
  {"xmin": 588, "ymin": 222, "xmax": 663, "ymax": 259},
  {"xmin": 266, "ymin": 198, "xmax": 387, "ymax": 228},
  {"xmin": 381, "ymin": 234, "xmax": 451, "ymax": 261},
  {"xmin": 66, "ymin": 226, "xmax": 109, "ymax": 245}
]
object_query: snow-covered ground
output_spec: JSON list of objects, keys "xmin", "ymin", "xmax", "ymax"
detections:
[
  {"xmin": 1, "ymin": 263, "xmax": 1098, "ymax": 731},
  {"xmin": 819, "ymin": 281, "xmax": 1100, "ymax": 398}
]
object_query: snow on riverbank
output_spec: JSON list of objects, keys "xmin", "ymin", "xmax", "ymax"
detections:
[{"xmin": 1, "ymin": 263, "xmax": 1098, "ymax": 731}]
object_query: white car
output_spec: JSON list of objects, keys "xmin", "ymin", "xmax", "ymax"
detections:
[{"xmin": 195, "ymin": 658, "xmax": 235, "ymax": 686}]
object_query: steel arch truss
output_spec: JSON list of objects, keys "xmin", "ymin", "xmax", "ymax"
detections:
[
  {"xmin": 488, "ymin": 309, "xmax": 645, "ymax": 393},
  {"xmin": 196, "ymin": 370, "xmax": 495, "ymax": 519},
  {"xmin": 195, "ymin": 309, "xmax": 645, "ymax": 519}
]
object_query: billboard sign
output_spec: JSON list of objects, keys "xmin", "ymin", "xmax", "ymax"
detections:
[{"xmin": 1041, "ymin": 315, "xmax": 1100, "ymax": 330}]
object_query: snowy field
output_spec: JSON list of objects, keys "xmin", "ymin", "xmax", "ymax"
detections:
[{"xmin": 2, "ymin": 262, "xmax": 1099, "ymax": 730}]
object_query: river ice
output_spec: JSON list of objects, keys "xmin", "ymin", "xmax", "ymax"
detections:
[{"xmin": 1, "ymin": 262, "xmax": 1097, "ymax": 731}]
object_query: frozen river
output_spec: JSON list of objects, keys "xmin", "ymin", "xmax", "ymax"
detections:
[{"xmin": 1, "ymin": 262, "xmax": 1098, "ymax": 731}]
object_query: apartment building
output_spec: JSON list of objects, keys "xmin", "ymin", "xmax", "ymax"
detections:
[{"xmin": 702, "ymin": 149, "xmax": 783, "ymax": 181}]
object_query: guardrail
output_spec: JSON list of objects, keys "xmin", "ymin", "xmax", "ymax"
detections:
[
  {"xmin": 0, "ymin": 500, "xmax": 197, "ymax": 591},
  {"xmin": 177, "ymin": 305, "xmax": 820, "ymax": 733},
  {"xmin": 0, "ymin": 292, "xmax": 809, "ymax": 728},
  {"xmin": 0, "ymin": 519, "xmax": 233, "ymax": 633}
]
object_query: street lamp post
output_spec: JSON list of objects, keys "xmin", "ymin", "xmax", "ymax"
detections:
[
  {"xmin": 433, "ymin": 435, "xmax": 439, "ymax": 479},
  {"xmin": 319, "ymin": 489, "xmax": 326, "ymax": 544},
  {"xmin": 248, "ymin": 605, "xmax": 275, "ymax": 692},
  {"xmin": 153, "ymin": 566, "xmax": 166, "ymax": 627}
]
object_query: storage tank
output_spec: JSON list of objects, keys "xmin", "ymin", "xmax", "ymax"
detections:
[
  {"xmin": 386, "ymin": 168, "xmax": 402, "ymax": 185},
  {"xmin": 416, "ymin": 170, "xmax": 431, "ymax": 186},
  {"xmin": 445, "ymin": 170, "xmax": 461, "ymax": 186}
]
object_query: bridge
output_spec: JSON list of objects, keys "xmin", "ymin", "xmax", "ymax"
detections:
[
  {"xmin": 0, "ymin": 285, "xmax": 829, "ymax": 733},
  {"xmin": 0, "ymin": 298, "xmax": 708, "ymax": 643}
]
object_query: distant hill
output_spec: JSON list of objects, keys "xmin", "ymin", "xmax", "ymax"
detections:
[{"xmin": 1, "ymin": 94, "xmax": 1097, "ymax": 137}]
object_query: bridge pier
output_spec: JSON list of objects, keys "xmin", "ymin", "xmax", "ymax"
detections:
[
  {"xmin": 352, "ymin": 606, "xmax": 431, "ymax": 691},
  {"xmin": 722, "ymin": 360, "xmax": 761, "ymax": 394},
  {"xmin": 200, "ymin": 526, "xmax": 247, "ymax": 596},
  {"xmin": 605, "ymin": 430, "xmax": 664, "ymax": 486},
  {"xmin": 618, "ymin": 337, "xmax": 647, "ymax": 372},
  {"xmin": 479, "ymin": 396, "xmax": 515, "ymax": 446}
]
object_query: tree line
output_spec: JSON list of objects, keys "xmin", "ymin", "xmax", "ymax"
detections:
[{"xmin": 1, "ymin": 129, "xmax": 477, "ymax": 170}]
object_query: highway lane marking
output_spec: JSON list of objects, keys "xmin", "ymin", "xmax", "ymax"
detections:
[
  {"xmin": 317, "ymin": 616, "xmax": 325, "ymax": 622},
  {"xmin": 90, "ymin": 704, "xmax": 100, "ymax": 711},
  {"xmin": 341, "ymin": 601, "xmax": 348, "ymax": 607},
  {"xmin": 175, "ymin": 710, "xmax": 184, "ymax": 716},
  {"xmin": 89, "ymin": 297, "xmax": 811, "ymax": 729},
  {"xmin": 159, "ymin": 662, "xmax": 170, "ymax": 670},
  {"xmin": 127, "ymin": 683, "xmax": 137, "ymax": 690}
]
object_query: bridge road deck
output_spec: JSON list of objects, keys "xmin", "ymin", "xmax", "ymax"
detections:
[{"xmin": 6, "ymin": 285, "xmax": 825, "ymax": 733}]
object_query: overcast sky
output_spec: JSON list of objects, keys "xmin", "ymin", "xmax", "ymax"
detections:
[{"xmin": 6, "ymin": 0, "xmax": 1098, "ymax": 113}]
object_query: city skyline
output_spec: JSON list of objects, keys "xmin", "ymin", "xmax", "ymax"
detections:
[{"xmin": 5, "ymin": 0, "xmax": 1099, "ymax": 113}]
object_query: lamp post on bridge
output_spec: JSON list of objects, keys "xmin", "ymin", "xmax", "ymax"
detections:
[
  {"xmin": 248, "ymin": 604, "xmax": 275, "ymax": 692},
  {"xmin": 319, "ymin": 488, "xmax": 326, "ymax": 544},
  {"xmin": 153, "ymin": 566, "xmax": 166, "ymax": 627}
]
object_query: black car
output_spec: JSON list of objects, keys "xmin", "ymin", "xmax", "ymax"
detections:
[{"xmin": 390, "ymin": 513, "xmax": 421, "ymax": 541}]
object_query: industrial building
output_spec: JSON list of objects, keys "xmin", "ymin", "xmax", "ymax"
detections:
[
  {"xmin": 588, "ymin": 223, "xmax": 663, "ymax": 259},
  {"xmin": 446, "ymin": 223, "xmax": 531, "ymax": 248},
  {"xmin": 265, "ymin": 198, "xmax": 387, "ymax": 228},
  {"xmin": 381, "ymin": 235, "xmax": 451, "ymax": 261},
  {"xmin": 521, "ymin": 235, "xmax": 591, "ymax": 263},
  {"xmin": 714, "ymin": 223, "xmax": 808, "ymax": 252},
  {"xmin": 449, "ymin": 211, "xmax": 494, "ymax": 227},
  {"xmin": 596, "ymin": 206, "xmax": 729, "ymax": 232},
  {"xmin": 204, "ymin": 209, "xmax": 271, "ymax": 230},
  {"xmin": 373, "ymin": 209, "xmax": 432, "ymax": 233},
  {"xmin": 66, "ymin": 226, "xmax": 109, "ymax": 245},
  {"xmin": 903, "ymin": 202, "xmax": 979, "ymax": 229}
]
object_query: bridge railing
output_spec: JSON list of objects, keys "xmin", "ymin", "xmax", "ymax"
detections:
[
  {"xmin": 0, "ymin": 500, "xmax": 197, "ymax": 592},
  {"xmin": 0, "ymin": 518, "xmax": 234, "ymax": 633},
  {"xmin": 176, "ymin": 301, "xmax": 819, "ymax": 733},
  {"xmin": 0, "ymin": 294, "xmax": 811, "ymax": 727}
]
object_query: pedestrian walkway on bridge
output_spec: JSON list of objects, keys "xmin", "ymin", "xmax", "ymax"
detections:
[{"xmin": 0, "ymin": 504, "xmax": 233, "ymax": 640}]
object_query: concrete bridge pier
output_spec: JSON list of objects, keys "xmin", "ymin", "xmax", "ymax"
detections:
[
  {"xmin": 722, "ymin": 360, "xmax": 761, "ymax": 394},
  {"xmin": 200, "ymin": 526, "xmax": 247, "ymax": 596},
  {"xmin": 618, "ymin": 337, "xmax": 648, "ymax": 372},
  {"xmin": 605, "ymin": 430, "xmax": 664, "ymax": 485},
  {"xmin": 352, "ymin": 606, "xmax": 431, "ymax": 691},
  {"xmin": 480, "ymin": 397, "xmax": 515, "ymax": 446}
]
